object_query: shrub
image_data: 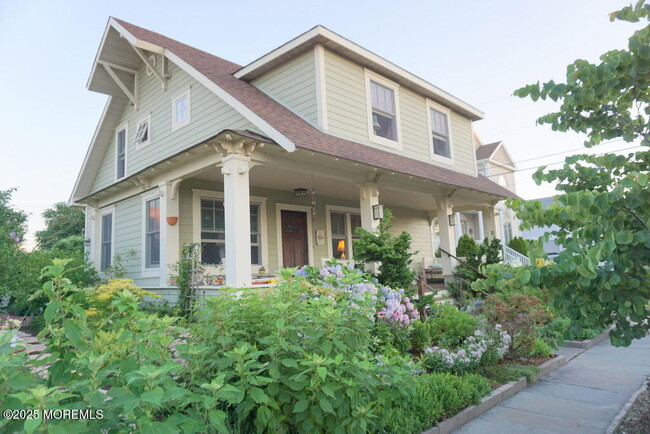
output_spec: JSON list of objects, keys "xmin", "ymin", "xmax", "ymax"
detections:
[
  {"xmin": 429, "ymin": 305, "xmax": 476, "ymax": 349},
  {"xmin": 453, "ymin": 237, "xmax": 502, "ymax": 285},
  {"xmin": 456, "ymin": 234, "xmax": 478, "ymax": 257},
  {"xmin": 482, "ymin": 293, "xmax": 550, "ymax": 357},
  {"xmin": 379, "ymin": 373, "xmax": 491, "ymax": 433},
  {"xmin": 352, "ymin": 209, "xmax": 418, "ymax": 289},
  {"xmin": 507, "ymin": 236, "xmax": 529, "ymax": 256},
  {"xmin": 410, "ymin": 320, "xmax": 433, "ymax": 354},
  {"xmin": 85, "ymin": 278, "xmax": 158, "ymax": 320},
  {"xmin": 480, "ymin": 363, "xmax": 540, "ymax": 386},
  {"xmin": 188, "ymin": 269, "xmax": 417, "ymax": 433},
  {"xmin": 529, "ymin": 338, "xmax": 553, "ymax": 357},
  {"xmin": 423, "ymin": 324, "xmax": 511, "ymax": 375}
]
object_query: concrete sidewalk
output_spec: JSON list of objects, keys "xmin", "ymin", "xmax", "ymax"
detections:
[{"xmin": 455, "ymin": 335, "xmax": 650, "ymax": 433}]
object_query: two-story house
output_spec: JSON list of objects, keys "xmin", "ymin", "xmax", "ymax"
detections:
[{"xmin": 70, "ymin": 18, "xmax": 515, "ymax": 295}]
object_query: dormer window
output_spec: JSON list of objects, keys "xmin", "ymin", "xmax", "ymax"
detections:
[
  {"xmin": 172, "ymin": 89, "xmax": 191, "ymax": 131},
  {"xmin": 365, "ymin": 71, "xmax": 401, "ymax": 149},
  {"xmin": 427, "ymin": 101, "xmax": 453, "ymax": 161},
  {"xmin": 134, "ymin": 116, "xmax": 150, "ymax": 148}
]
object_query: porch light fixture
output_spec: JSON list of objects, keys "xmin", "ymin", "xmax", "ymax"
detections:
[
  {"xmin": 294, "ymin": 188, "xmax": 307, "ymax": 198},
  {"xmin": 84, "ymin": 238, "xmax": 91, "ymax": 247},
  {"xmin": 372, "ymin": 204, "xmax": 384, "ymax": 220},
  {"xmin": 448, "ymin": 214, "xmax": 456, "ymax": 226}
]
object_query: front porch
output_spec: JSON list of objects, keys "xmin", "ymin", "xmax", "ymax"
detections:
[{"xmin": 86, "ymin": 130, "xmax": 508, "ymax": 292}]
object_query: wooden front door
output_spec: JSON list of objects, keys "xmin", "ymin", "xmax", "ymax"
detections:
[{"xmin": 281, "ymin": 210, "xmax": 308, "ymax": 268}]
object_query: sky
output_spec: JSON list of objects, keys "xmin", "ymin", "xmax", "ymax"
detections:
[{"xmin": 0, "ymin": 0, "xmax": 643, "ymax": 250}]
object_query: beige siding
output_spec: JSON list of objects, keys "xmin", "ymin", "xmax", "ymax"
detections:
[
  {"xmin": 389, "ymin": 206, "xmax": 433, "ymax": 273},
  {"xmin": 252, "ymin": 50, "xmax": 318, "ymax": 125},
  {"xmin": 323, "ymin": 49, "xmax": 477, "ymax": 176},
  {"xmin": 493, "ymin": 146, "xmax": 513, "ymax": 166},
  {"xmin": 91, "ymin": 62, "xmax": 254, "ymax": 194}
]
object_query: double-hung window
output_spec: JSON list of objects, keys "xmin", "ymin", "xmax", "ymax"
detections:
[
  {"xmin": 370, "ymin": 80, "xmax": 398, "ymax": 141},
  {"xmin": 428, "ymin": 103, "xmax": 452, "ymax": 159},
  {"xmin": 329, "ymin": 211, "xmax": 362, "ymax": 260},
  {"xmin": 200, "ymin": 198, "xmax": 262, "ymax": 265},
  {"xmin": 145, "ymin": 198, "xmax": 160, "ymax": 269},
  {"xmin": 116, "ymin": 125, "xmax": 127, "ymax": 179},
  {"xmin": 100, "ymin": 212, "xmax": 113, "ymax": 271},
  {"xmin": 172, "ymin": 90, "xmax": 191, "ymax": 131}
]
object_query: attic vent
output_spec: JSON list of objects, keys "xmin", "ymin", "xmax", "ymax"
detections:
[{"xmin": 146, "ymin": 54, "xmax": 157, "ymax": 76}]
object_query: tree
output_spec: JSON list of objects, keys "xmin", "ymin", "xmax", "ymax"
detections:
[
  {"xmin": 511, "ymin": 1, "xmax": 649, "ymax": 346},
  {"xmin": 0, "ymin": 188, "xmax": 30, "ymax": 298},
  {"xmin": 353, "ymin": 209, "xmax": 418, "ymax": 289},
  {"xmin": 36, "ymin": 202, "xmax": 85, "ymax": 250}
]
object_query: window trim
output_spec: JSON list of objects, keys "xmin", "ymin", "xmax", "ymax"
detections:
[
  {"xmin": 115, "ymin": 122, "xmax": 128, "ymax": 181},
  {"xmin": 141, "ymin": 192, "xmax": 161, "ymax": 277},
  {"xmin": 171, "ymin": 88, "xmax": 191, "ymax": 131},
  {"xmin": 364, "ymin": 69, "xmax": 402, "ymax": 150},
  {"xmin": 426, "ymin": 99, "xmax": 454, "ymax": 163},
  {"xmin": 192, "ymin": 189, "xmax": 268, "ymax": 273},
  {"xmin": 134, "ymin": 115, "xmax": 151, "ymax": 150},
  {"xmin": 97, "ymin": 205, "xmax": 115, "ymax": 273},
  {"xmin": 325, "ymin": 205, "xmax": 362, "ymax": 260}
]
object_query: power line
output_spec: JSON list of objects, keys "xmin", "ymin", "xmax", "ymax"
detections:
[
  {"xmin": 485, "ymin": 144, "xmax": 643, "ymax": 178},
  {"xmin": 509, "ymin": 138, "xmax": 625, "ymax": 166}
]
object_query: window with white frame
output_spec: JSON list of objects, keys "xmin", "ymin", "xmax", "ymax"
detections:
[
  {"xmin": 430, "ymin": 106, "xmax": 451, "ymax": 159},
  {"xmin": 329, "ymin": 211, "xmax": 362, "ymax": 260},
  {"xmin": 116, "ymin": 126, "xmax": 127, "ymax": 180},
  {"xmin": 134, "ymin": 116, "xmax": 150, "ymax": 147},
  {"xmin": 145, "ymin": 198, "xmax": 161, "ymax": 269},
  {"xmin": 370, "ymin": 80, "xmax": 398, "ymax": 142},
  {"xmin": 200, "ymin": 198, "xmax": 261, "ymax": 265},
  {"xmin": 503, "ymin": 222, "xmax": 513, "ymax": 244},
  {"xmin": 172, "ymin": 90, "xmax": 191, "ymax": 130},
  {"xmin": 100, "ymin": 212, "xmax": 113, "ymax": 271}
]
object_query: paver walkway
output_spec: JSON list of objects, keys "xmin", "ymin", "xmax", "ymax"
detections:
[{"xmin": 455, "ymin": 334, "xmax": 650, "ymax": 433}]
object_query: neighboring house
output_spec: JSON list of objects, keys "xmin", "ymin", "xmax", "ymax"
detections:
[
  {"xmin": 70, "ymin": 18, "xmax": 516, "ymax": 295},
  {"xmin": 520, "ymin": 196, "xmax": 563, "ymax": 259},
  {"xmin": 440, "ymin": 133, "xmax": 521, "ymax": 247}
]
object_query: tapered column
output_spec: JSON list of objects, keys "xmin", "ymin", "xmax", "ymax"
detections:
[
  {"xmin": 477, "ymin": 210, "xmax": 485, "ymax": 241},
  {"xmin": 222, "ymin": 153, "xmax": 252, "ymax": 287},
  {"xmin": 160, "ymin": 180, "xmax": 181, "ymax": 287},
  {"xmin": 359, "ymin": 182, "xmax": 380, "ymax": 232},
  {"xmin": 437, "ymin": 199, "xmax": 457, "ymax": 275}
]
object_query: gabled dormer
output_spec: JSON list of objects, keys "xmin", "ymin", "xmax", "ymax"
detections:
[{"xmin": 235, "ymin": 26, "xmax": 483, "ymax": 177}]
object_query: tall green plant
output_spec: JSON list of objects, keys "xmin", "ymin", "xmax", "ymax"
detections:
[
  {"xmin": 456, "ymin": 234, "xmax": 478, "ymax": 257},
  {"xmin": 353, "ymin": 209, "xmax": 418, "ymax": 289},
  {"xmin": 512, "ymin": 0, "xmax": 650, "ymax": 346}
]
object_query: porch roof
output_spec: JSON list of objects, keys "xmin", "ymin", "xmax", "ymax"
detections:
[{"xmin": 88, "ymin": 19, "xmax": 517, "ymax": 201}]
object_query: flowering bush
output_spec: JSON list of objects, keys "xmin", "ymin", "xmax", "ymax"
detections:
[
  {"xmin": 297, "ymin": 261, "xmax": 418, "ymax": 325},
  {"xmin": 85, "ymin": 278, "xmax": 158, "ymax": 320},
  {"xmin": 423, "ymin": 324, "xmax": 511, "ymax": 375}
]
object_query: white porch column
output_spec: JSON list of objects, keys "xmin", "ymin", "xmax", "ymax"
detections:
[
  {"xmin": 222, "ymin": 153, "xmax": 253, "ymax": 287},
  {"xmin": 160, "ymin": 180, "xmax": 181, "ymax": 287},
  {"xmin": 477, "ymin": 210, "xmax": 485, "ymax": 241},
  {"xmin": 359, "ymin": 182, "xmax": 380, "ymax": 232},
  {"xmin": 437, "ymin": 199, "xmax": 457, "ymax": 276},
  {"xmin": 454, "ymin": 212, "xmax": 463, "ymax": 243}
]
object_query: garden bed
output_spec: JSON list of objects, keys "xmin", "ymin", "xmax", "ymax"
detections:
[
  {"xmin": 562, "ymin": 329, "xmax": 611, "ymax": 349},
  {"xmin": 423, "ymin": 354, "xmax": 567, "ymax": 434}
]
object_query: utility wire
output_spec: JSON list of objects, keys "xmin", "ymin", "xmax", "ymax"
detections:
[{"xmin": 485, "ymin": 144, "xmax": 643, "ymax": 178}]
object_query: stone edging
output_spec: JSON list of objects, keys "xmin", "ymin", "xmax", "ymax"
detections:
[
  {"xmin": 422, "ymin": 355, "xmax": 567, "ymax": 434},
  {"xmin": 562, "ymin": 329, "xmax": 610, "ymax": 349},
  {"xmin": 605, "ymin": 376, "xmax": 649, "ymax": 434}
]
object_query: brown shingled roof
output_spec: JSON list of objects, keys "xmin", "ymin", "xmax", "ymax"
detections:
[
  {"xmin": 476, "ymin": 142, "xmax": 501, "ymax": 160},
  {"xmin": 112, "ymin": 18, "xmax": 516, "ymax": 199}
]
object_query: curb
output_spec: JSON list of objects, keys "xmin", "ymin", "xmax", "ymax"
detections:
[
  {"xmin": 422, "ymin": 355, "xmax": 565, "ymax": 434},
  {"xmin": 562, "ymin": 329, "xmax": 610, "ymax": 349},
  {"xmin": 605, "ymin": 377, "xmax": 649, "ymax": 434}
]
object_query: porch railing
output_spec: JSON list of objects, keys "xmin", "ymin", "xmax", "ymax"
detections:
[{"xmin": 502, "ymin": 245, "xmax": 531, "ymax": 266}]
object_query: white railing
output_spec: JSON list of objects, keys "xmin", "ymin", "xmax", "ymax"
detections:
[{"xmin": 502, "ymin": 245, "xmax": 531, "ymax": 266}]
